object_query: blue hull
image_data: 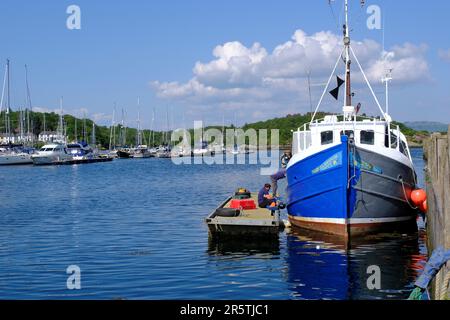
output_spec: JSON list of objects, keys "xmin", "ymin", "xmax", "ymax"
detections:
[
  {"xmin": 287, "ymin": 140, "xmax": 349, "ymax": 221},
  {"xmin": 287, "ymin": 137, "xmax": 417, "ymax": 236}
]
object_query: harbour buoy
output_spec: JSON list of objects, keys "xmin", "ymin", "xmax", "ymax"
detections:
[
  {"xmin": 420, "ymin": 200, "xmax": 428, "ymax": 213},
  {"xmin": 411, "ymin": 189, "xmax": 427, "ymax": 206}
]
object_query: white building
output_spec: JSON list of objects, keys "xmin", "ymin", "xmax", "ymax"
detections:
[
  {"xmin": 38, "ymin": 131, "xmax": 61, "ymax": 142},
  {"xmin": 0, "ymin": 134, "xmax": 18, "ymax": 144},
  {"xmin": 0, "ymin": 133, "xmax": 37, "ymax": 145}
]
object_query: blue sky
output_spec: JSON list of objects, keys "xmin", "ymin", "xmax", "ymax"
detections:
[{"xmin": 0, "ymin": 0, "xmax": 449, "ymax": 130}]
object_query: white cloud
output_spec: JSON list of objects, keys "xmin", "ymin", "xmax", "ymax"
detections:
[
  {"xmin": 366, "ymin": 44, "xmax": 430, "ymax": 83},
  {"xmin": 32, "ymin": 107, "xmax": 53, "ymax": 113},
  {"xmin": 151, "ymin": 29, "xmax": 430, "ymax": 120},
  {"xmin": 91, "ymin": 113, "xmax": 112, "ymax": 124},
  {"xmin": 438, "ymin": 49, "xmax": 450, "ymax": 62},
  {"xmin": 32, "ymin": 107, "xmax": 111, "ymax": 125}
]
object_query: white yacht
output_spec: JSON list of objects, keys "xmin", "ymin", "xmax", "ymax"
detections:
[
  {"xmin": 31, "ymin": 143, "xmax": 72, "ymax": 165},
  {"xmin": 131, "ymin": 145, "xmax": 153, "ymax": 158}
]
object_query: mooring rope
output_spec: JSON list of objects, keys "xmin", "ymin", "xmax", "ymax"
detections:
[{"xmin": 400, "ymin": 178, "xmax": 418, "ymax": 210}]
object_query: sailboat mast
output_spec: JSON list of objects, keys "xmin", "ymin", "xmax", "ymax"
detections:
[
  {"xmin": 109, "ymin": 107, "xmax": 115, "ymax": 151},
  {"xmin": 6, "ymin": 59, "xmax": 11, "ymax": 141},
  {"xmin": 25, "ymin": 64, "xmax": 33, "ymax": 144},
  {"xmin": 58, "ymin": 97, "xmax": 65, "ymax": 142},
  {"xmin": 344, "ymin": 0, "xmax": 352, "ymax": 107},
  {"xmin": 91, "ymin": 122, "xmax": 96, "ymax": 145},
  {"xmin": 137, "ymin": 97, "xmax": 142, "ymax": 146},
  {"xmin": 74, "ymin": 118, "xmax": 77, "ymax": 142},
  {"xmin": 83, "ymin": 112, "xmax": 86, "ymax": 142}
]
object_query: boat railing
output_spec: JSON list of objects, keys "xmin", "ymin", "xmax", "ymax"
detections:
[
  {"xmin": 293, "ymin": 123, "xmax": 312, "ymax": 155},
  {"xmin": 293, "ymin": 117, "xmax": 411, "ymax": 160}
]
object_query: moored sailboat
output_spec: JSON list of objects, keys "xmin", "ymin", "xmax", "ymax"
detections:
[{"xmin": 0, "ymin": 59, "xmax": 34, "ymax": 165}]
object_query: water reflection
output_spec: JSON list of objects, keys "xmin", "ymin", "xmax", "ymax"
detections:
[
  {"xmin": 208, "ymin": 236, "xmax": 281, "ymax": 256},
  {"xmin": 285, "ymin": 225, "xmax": 427, "ymax": 300}
]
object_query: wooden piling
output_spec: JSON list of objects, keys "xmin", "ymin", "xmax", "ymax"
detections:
[{"xmin": 424, "ymin": 126, "xmax": 450, "ymax": 300}]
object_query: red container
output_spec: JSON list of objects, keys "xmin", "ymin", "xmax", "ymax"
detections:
[{"xmin": 230, "ymin": 199, "xmax": 256, "ymax": 210}]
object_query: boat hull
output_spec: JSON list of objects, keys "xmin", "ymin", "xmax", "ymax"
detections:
[
  {"xmin": 116, "ymin": 150, "xmax": 131, "ymax": 159},
  {"xmin": 287, "ymin": 138, "xmax": 417, "ymax": 237},
  {"xmin": 0, "ymin": 154, "xmax": 33, "ymax": 165},
  {"xmin": 31, "ymin": 154, "xmax": 71, "ymax": 165}
]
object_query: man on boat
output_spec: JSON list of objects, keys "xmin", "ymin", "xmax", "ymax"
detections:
[{"xmin": 258, "ymin": 183, "xmax": 276, "ymax": 208}]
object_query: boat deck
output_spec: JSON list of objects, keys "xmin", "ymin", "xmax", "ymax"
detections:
[{"xmin": 205, "ymin": 193, "xmax": 284, "ymax": 238}]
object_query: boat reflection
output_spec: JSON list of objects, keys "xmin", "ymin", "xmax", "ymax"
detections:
[
  {"xmin": 208, "ymin": 236, "xmax": 280, "ymax": 256},
  {"xmin": 285, "ymin": 226, "xmax": 427, "ymax": 300}
]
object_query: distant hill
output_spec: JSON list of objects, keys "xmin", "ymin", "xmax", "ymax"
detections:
[
  {"xmin": 242, "ymin": 113, "xmax": 427, "ymax": 146},
  {"xmin": 404, "ymin": 121, "xmax": 449, "ymax": 133},
  {"xmin": 2, "ymin": 110, "xmax": 429, "ymax": 148}
]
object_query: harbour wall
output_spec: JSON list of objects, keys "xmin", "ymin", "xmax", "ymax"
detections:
[{"xmin": 424, "ymin": 126, "xmax": 450, "ymax": 300}]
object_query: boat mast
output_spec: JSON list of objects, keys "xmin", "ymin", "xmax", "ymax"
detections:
[
  {"xmin": 6, "ymin": 59, "xmax": 11, "ymax": 142},
  {"xmin": 43, "ymin": 113, "xmax": 46, "ymax": 136},
  {"xmin": 136, "ymin": 97, "xmax": 142, "ymax": 146},
  {"xmin": 58, "ymin": 97, "xmax": 65, "ymax": 143},
  {"xmin": 91, "ymin": 122, "xmax": 96, "ymax": 146},
  {"xmin": 25, "ymin": 64, "xmax": 33, "ymax": 145},
  {"xmin": 344, "ymin": 0, "xmax": 352, "ymax": 108},
  {"xmin": 74, "ymin": 118, "xmax": 77, "ymax": 142},
  {"xmin": 109, "ymin": 106, "xmax": 115, "ymax": 151},
  {"xmin": 83, "ymin": 112, "xmax": 87, "ymax": 142}
]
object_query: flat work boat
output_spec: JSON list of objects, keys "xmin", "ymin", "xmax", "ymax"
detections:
[{"xmin": 206, "ymin": 192, "xmax": 284, "ymax": 238}]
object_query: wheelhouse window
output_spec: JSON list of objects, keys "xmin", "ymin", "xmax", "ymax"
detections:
[
  {"xmin": 321, "ymin": 131, "xmax": 334, "ymax": 145},
  {"xmin": 390, "ymin": 132, "xmax": 398, "ymax": 149},
  {"xmin": 360, "ymin": 130, "xmax": 375, "ymax": 145},
  {"xmin": 400, "ymin": 140, "xmax": 408, "ymax": 157}
]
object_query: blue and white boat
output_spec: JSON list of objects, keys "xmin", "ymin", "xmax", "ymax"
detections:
[{"xmin": 286, "ymin": 0, "xmax": 418, "ymax": 237}]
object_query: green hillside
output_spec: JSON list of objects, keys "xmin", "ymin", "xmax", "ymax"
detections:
[
  {"xmin": 404, "ymin": 121, "xmax": 449, "ymax": 133},
  {"xmin": 1, "ymin": 110, "xmax": 167, "ymax": 148},
  {"xmin": 1, "ymin": 110, "xmax": 426, "ymax": 148}
]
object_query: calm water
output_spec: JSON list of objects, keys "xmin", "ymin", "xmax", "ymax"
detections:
[{"xmin": 0, "ymin": 149, "xmax": 427, "ymax": 300}]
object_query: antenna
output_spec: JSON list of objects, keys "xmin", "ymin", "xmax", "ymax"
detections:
[
  {"xmin": 381, "ymin": 69, "xmax": 393, "ymax": 116},
  {"xmin": 307, "ymin": 70, "xmax": 313, "ymax": 115}
]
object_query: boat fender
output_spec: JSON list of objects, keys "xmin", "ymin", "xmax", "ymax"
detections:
[
  {"xmin": 214, "ymin": 208, "xmax": 241, "ymax": 218},
  {"xmin": 419, "ymin": 200, "xmax": 428, "ymax": 214},
  {"xmin": 411, "ymin": 189, "xmax": 427, "ymax": 207}
]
